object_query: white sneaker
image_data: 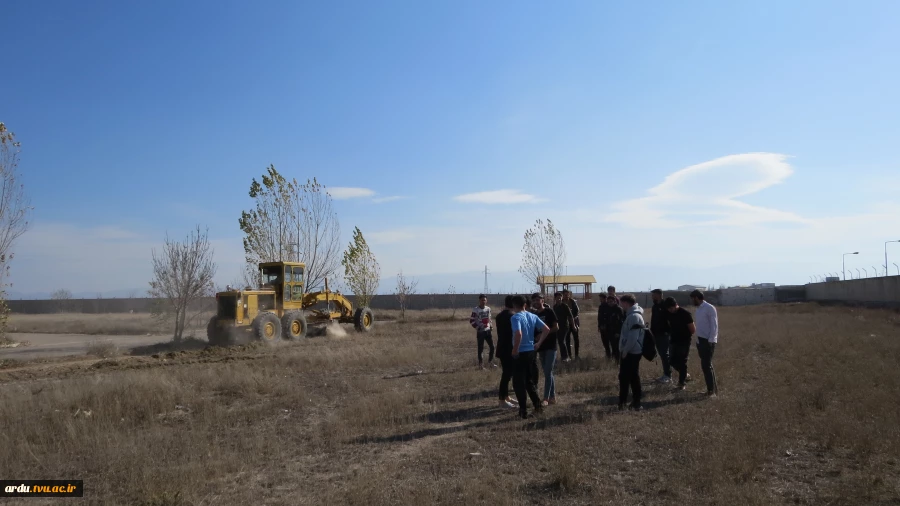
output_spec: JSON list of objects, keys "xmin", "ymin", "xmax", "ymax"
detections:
[
  {"xmin": 499, "ymin": 400, "xmax": 517, "ymax": 409},
  {"xmin": 657, "ymin": 375, "xmax": 671, "ymax": 384}
]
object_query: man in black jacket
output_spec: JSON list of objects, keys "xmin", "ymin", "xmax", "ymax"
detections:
[
  {"xmin": 494, "ymin": 295, "xmax": 519, "ymax": 409},
  {"xmin": 563, "ymin": 290, "xmax": 580, "ymax": 360},
  {"xmin": 596, "ymin": 294, "xmax": 611, "ymax": 358},
  {"xmin": 598, "ymin": 295, "xmax": 624, "ymax": 364},
  {"xmin": 650, "ymin": 289, "xmax": 672, "ymax": 384},
  {"xmin": 553, "ymin": 292, "xmax": 575, "ymax": 362}
]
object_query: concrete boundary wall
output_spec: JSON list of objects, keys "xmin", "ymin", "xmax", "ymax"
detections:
[
  {"xmin": 6, "ymin": 287, "xmax": 788, "ymax": 315},
  {"xmin": 806, "ymin": 276, "xmax": 900, "ymax": 308},
  {"xmin": 12, "ymin": 281, "xmax": 899, "ymax": 314}
]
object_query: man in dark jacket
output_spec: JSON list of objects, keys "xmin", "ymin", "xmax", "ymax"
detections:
[
  {"xmin": 598, "ymin": 294, "xmax": 624, "ymax": 363},
  {"xmin": 650, "ymin": 289, "xmax": 672, "ymax": 384},
  {"xmin": 553, "ymin": 292, "xmax": 575, "ymax": 362},
  {"xmin": 494, "ymin": 296, "xmax": 519, "ymax": 409},
  {"xmin": 563, "ymin": 290, "xmax": 580, "ymax": 360}
]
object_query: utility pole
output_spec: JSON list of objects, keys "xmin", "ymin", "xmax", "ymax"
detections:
[{"xmin": 483, "ymin": 265, "xmax": 490, "ymax": 294}]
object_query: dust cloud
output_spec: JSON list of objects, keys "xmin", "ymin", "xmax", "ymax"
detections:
[{"xmin": 325, "ymin": 321, "xmax": 348, "ymax": 338}]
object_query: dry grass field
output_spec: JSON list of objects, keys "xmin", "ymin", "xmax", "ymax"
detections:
[
  {"xmin": 1, "ymin": 303, "xmax": 899, "ymax": 505},
  {"xmin": 6, "ymin": 309, "xmax": 458, "ymax": 337}
]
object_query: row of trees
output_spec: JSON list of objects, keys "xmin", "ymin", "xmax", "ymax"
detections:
[
  {"xmin": 146, "ymin": 166, "xmax": 567, "ymax": 340},
  {"xmin": 147, "ymin": 166, "xmax": 389, "ymax": 340}
]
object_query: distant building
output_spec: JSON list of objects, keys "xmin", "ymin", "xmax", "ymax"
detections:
[
  {"xmin": 677, "ymin": 285, "xmax": 707, "ymax": 292},
  {"xmin": 727, "ymin": 283, "xmax": 776, "ymax": 289}
]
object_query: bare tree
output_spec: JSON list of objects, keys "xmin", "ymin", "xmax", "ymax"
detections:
[
  {"xmin": 394, "ymin": 270, "xmax": 418, "ymax": 321},
  {"xmin": 447, "ymin": 285, "xmax": 458, "ymax": 317},
  {"xmin": 0, "ymin": 123, "xmax": 31, "ymax": 286},
  {"xmin": 239, "ymin": 167, "xmax": 341, "ymax": 292},
  {"xmin": 148, "ymin": 225, "xmax": 217, "ymax": 342},
  {"xmin": 289, "ymin": 178, "xmax": 341, "ymax": 291},
  {"xmin": 518, "ymin": 219, "xmax": 566, "ymax": 291},
  {"xmin": 239, "ymin": 261, "xmax": 261, "ymax": 289},
  {"xmin": 341, "ymin": 226, "xmax": 380, "ymax": 308},
  {"xmin": 0, "ymin": 122, "xmax": 32, "ymax": 337},
  {"xmin": 51, "ymin": 288, "xmax": 73, "ymax": 313}
]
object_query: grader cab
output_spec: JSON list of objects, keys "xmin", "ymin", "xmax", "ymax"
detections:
[{"xmin": 207, "ymin": 261, "xmax": 374, "ymax": 346}]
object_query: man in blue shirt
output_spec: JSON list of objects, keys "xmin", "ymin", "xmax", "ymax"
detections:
[{"xmin": 510, "ymin": 295, "xmax": 550, "ymax": 419}]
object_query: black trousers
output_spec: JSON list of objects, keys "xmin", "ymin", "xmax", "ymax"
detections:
[
  {"xmin": 565, "ymin": 317, "xmax": 580, "ymax": 358},
  {"xmin": 512, "ymin": 351, "xmax": 542, "ymax": 417},
  {"xmin": 477, "ymin": 330, "xmax": 495, "ymax": 364},
  {"xmin": 697, "ymin": 338, "xmax": 718, "ymax": 394},
  {"xmin": 557, "ymin": 325, "xmax": 570, "ymax": 361},
  {"xmin": 655, "ymin": 332, "xmax": 671, "ymax": 377},
  {"xmin": 599, "ymin": 328, "xmax": 612, "ymax": 357},
  {"xmin": 669, "ymin": 342, "xmax": 691, "ymax": 385},
  {"xmin": 618, "ymin": 353, "xmax": 642, "ymax": 407},
  {"xmin": 608, "ymin": 333, "xmax": 621, "ymax": 364},
  {"xmin": 498, "ymin": 355, "xmax": 515, "ymax": 400}
]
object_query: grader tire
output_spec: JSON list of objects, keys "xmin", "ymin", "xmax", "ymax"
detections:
[
  {"xmin": 282, "ymin": 311, "xmax": 308, "ymax": 340},
  {"xmin": 252, "ymin": 312, "xmax": 282, "ymax": 345},
  {"xmin": 354, "ymin": 307, "xmax": 374, "ymax": 333}
]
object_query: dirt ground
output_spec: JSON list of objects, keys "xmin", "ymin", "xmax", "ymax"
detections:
[
  {"xmin": 1, "ymin": 303, "xmax": 899, "ymax": 505},
  {"xmin": 0, "ymin": 333, "xmax": 171, "ymax": 361}
]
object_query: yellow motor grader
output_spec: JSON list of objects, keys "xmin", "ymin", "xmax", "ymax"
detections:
[{"xmin": 207, "ymin": 261, "xmax": 374, "ymax": 346}]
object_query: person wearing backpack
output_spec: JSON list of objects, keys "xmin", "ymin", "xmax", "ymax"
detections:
[{"xmin": 618, "ymin": 294, "xmax": 645, "ymax": 411}]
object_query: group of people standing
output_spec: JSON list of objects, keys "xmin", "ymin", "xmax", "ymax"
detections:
[{"xmin": 469, "ymin": 286, "xmax": 720, "ymax": 419}]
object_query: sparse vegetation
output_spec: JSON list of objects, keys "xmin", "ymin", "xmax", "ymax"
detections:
[
  {"xmin": 0, "ymin": 303, "xmax": 898, "ymax": 505},
  {"xmin": 86, "ymin": 339, "xmax": 119, "ymax": 358}
]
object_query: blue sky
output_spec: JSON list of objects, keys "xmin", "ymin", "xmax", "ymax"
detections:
[{"xmin": 3, "ymin": 0, "xmax": 900, "ymax": 296}]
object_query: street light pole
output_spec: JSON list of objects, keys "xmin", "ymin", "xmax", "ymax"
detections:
[
  {"xmin": 843, "ymin": 252, "xmax": 859, "ymax": 280},
  {"xmin": 886, "ymin": 241, "xmax": 900, "ymax": 277}
]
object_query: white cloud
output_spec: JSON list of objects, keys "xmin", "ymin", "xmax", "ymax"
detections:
[
  {"xmin": 328, "ymin": 187, "xmax": 376, "ymax": 200},
  {"xmin": 372, "ymin": 196, "xmax": 407, "ymax": 204},
  {"xmin": 605, "ymin": 153, "xmax": 807, "ymax": 228},
  {"xmin": 453, "ymin": 189, "xmax": 545, "ymax": 205},
  {"xmin": 367, "ymin": 229, "xmax": 417, "ymax": 244}
]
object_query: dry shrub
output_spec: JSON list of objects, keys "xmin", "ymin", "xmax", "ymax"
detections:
[
  {"xmin": 86, "ymin": 339, "xmax": 119, "ymax": 358},
  {"xmin": 549, "ymin": 452, "xmax": 582, "ymax": 491}
]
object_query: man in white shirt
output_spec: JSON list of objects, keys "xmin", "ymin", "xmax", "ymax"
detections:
[
  {"xmin": 469, "ymin": 294, "xmax": 495, "ymax": 369},
  {"xmin": 690, "ymin": 290, "xmax": 718, "ymax": 397}
]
